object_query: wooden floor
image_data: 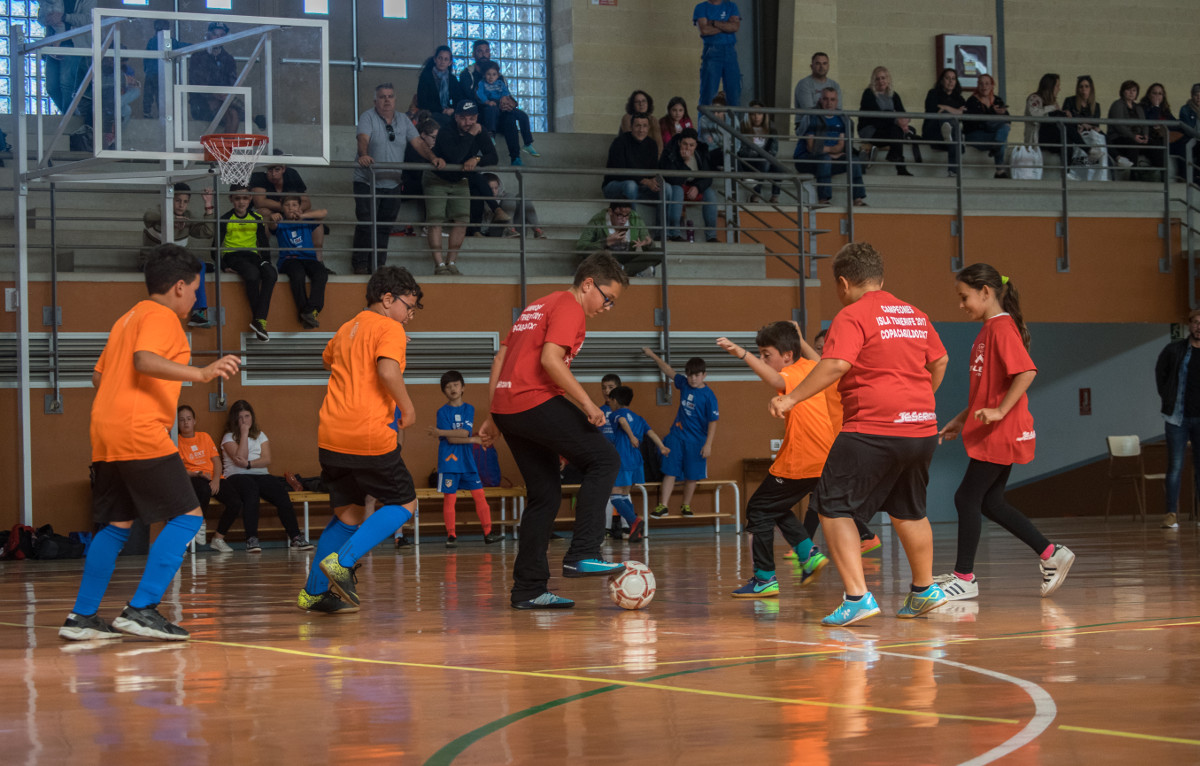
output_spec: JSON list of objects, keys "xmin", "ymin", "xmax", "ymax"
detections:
[{"xmin": 2, "ymin": 517, "xmax": 1199, "ymax": 764}]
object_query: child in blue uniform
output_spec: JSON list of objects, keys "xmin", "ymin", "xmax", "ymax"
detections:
[
  {"xmin": 642, "ymin": 349, "xmax": 720, "ymax": 517},
  {"xmin": 608, "ymin": 386, "xmax": 669, "ymax": 542}
]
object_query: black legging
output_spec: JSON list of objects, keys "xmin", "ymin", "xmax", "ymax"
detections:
[
  {"xmin": 189, "ymin": 475, "xmax": 244, "ymax": 535},
  {"xmin": 953, "ymin": 458, "xmax": 1051, "ymax": 574},
  {"xmin": 279, "ymin": 258, "xmax": 327, "ymax": 315},
  {"xmin": 222, "ymin": 250, "xmax": 277, "ymax": 322},
  {"xmin": 745, "ymin": 475, "xmax": 817, "ymax": 573},
  {"xmin": 225, "ymin": 473, "xmax": 302, "ymax": 540}
]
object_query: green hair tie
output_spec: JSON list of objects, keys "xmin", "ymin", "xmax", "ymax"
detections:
[{"xmin": 1001, "ymin": 275, "xmax": 1009, "ymax": 285}]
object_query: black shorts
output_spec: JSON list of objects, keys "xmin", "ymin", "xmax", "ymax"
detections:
[
  {"xmin": 815, "ymin": 432, "xmax": 938, "ymax": 522},
  {"xmin": 92, "ymin": 454, "xmax": 199, "ymax": 526},
  {"xmin": 319, "ymin": 446, "xmax": 417, "ymax": 509}
]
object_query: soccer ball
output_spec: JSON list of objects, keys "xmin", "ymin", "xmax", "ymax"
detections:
[{"xmin": 608, "ymin": 561, "xmax": 656, "ymax": 610}]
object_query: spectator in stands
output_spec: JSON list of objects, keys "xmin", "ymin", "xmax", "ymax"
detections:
[
  {"xmin": 794, "ymin": 51, "xmax": 841, "ymax": 136},
  {"xmin": 38, "ymin": 1, "xmax": 94, "ymax": 115},
  {"xmin": 794, "ymin": 87, "xmax": 867, "ymax": 207},
  {"xmin": 1024, "ymin": 73, "xmax": 1066, "ymax": 153},
  {"xmin": 659, "ymin": 127, "xmax": 719, "ymax": 242},
  {"xmin": 922, "ymin": 68, "xmax": 967, "ymax": 177},
  {"xmin": 250, "ymin": 150, "xmax": 312, "ymax": 216},
  {"xmin": 661, "ymin": 97, "xmax": 695, "ymax": 146},
  {"xmin": 176, "ymin": 403, "xmax": 242, "ymax": 554},
  {"xmin": 142, "ymin": 182, "xmax": 215, "ymax": 327},
  {"xmin": 619, "ymin": 91, "xmax": 664, "ymax": 153},
  {"xmin": 603, "ymin": 112, "xmax": 663, "ymax": 236},
  {"xmin": 220, "ymin": 400, "xmax": 312, "ymax": 553},
  {"xmin": 475, "ymin": 61, "xmax": 538, "ymax": 165},
  {"xmin": 1141, "ymin": 83, "xmax": 1177, "ymax": 171},
  {"xmin": 964, "ymin": 73, "xmax": 1012, "ymax": 178},
  {"xmin": 480, "ymin": 173, "xmax": 544, "ymax": 238},
  {"xmin": 576, "ymin": 203, "xmax": 660, "ymax": 277},
  {"xmin": 267, "ymin": 196, "xmax": 328, "ymax": 328},
  {"xmin": 693, "ymin": 0, "xmax": 742, "ymax": 107},
  {"xmin": 697, "ymin": 92, "xmax": 731, "ymax": 170},
  {"xmin": 401, "ymin": 117, "xmax": 439, "ymax": 232},
  {"xmin": 354, "ymin": 83, "xmax": 444, "ymax": 275},
  {"xmin": 1062, "ymin": 74, "xmax": 1101, "ymax": 151},
  {"xmin": 737, "ymin": 100, "xmax": 780, "ymax": 202},
  {"xmin": 417, "ymin": 45, "xmax": 469, "ymax": 129},
  {"xmin": 858, "ymin": 66, "xmax": 921, "ymax": 176},
  {"xmin": 1177, "ymin": 84, "xmax": 1200, "ymax": 181},
  {"xmin": 143, "ymin": 19, "xmax": 184, "ymax": 119},
  {"xmin": 218, "ymin": 185, "xmax": 275, "ymax": 342},
  {"xmin": 1108, "ymin": 80, "xmax": 1149, "ymax": 170},
  {"xmin": 189, "ymin": 21, "xmax": 242, "ymax": 133},
  {"xmin": 425, "ymin": 100, "xmax": 498, "ymax": 275}
]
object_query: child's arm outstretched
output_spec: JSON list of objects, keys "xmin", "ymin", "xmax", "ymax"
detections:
[
  {"xmin": 617, "ymin": 417, "xmax": 639, "ymax": 449},
  {"xmin": 641, "ymin": 346, "xmax": 677, "ymax": 378},
  {"xmin": 378, "ymin": 358, "xmax": 416, "ymax": 429},
  {"xmin": 131, "ymin": 350, "xmax": 241, "ymax": 384},
  {"xmin": 789, "ymin": 322, "xmax": 821, "ymax": 362},
  {"xmin": 716, "ymin": 336, "xmax": 784, "ymax": 389},
  {"xmin": 646, "ymin": 428, "xmax": 670, "ymax": 456},
  {"xmin": 768, "ymin": 358, "xmax": 851, "ymax": 418},
  {"xmin": 301, "ymin": 208, "xmax": 328, "ymax": 220}
]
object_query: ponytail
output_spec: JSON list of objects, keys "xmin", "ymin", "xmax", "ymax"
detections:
[{"xmin": 956, "ymin": 263, "xmax": 1030, "ymax": 349}]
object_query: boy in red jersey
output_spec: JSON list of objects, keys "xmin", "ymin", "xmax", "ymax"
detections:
[
  {"xmin": 771, "ymin": 242, "xmax": 950, "ymax": 626},
  {"xmin": 59, "ymin": 244, "xmax": 240, "ymax": 642},
  {"xmin": 478, "ymin": 252, "xmax": 630, "ymax": 609}
]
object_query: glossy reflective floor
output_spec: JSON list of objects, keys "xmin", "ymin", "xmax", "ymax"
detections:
[{"xmin": 2, "ymin": 518, "xmax": 1199, "ymax": 764}]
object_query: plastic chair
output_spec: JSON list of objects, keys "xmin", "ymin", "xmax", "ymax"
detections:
[{"xmin": 1105, "ymin": 435, "xmax": 1164, "ymax": 520}]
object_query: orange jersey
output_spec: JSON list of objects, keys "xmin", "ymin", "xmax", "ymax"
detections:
[
  {"xmin": 771, "ymin": 358, "xmax": 841, "ymax": 480},
  {"xmin": 90, "ymin": 300, "xmax": 191, "ymax": 462},
  {"xmin": 318, "ymin": 309, "xmax": 408, "ymax": 455},
  {"xmin": 178, "ymin": 432, "xmax": 220, "ymax": 477}
]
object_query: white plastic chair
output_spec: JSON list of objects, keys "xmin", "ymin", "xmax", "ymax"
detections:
[{"xmin": 1105, "ymin": 435, "xmax": 1165, "ymax": 520}]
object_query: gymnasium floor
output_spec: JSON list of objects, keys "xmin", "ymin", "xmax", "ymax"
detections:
[{"xmin": 1, "ymin": 518, "xmax": 1198, "ymax": 765}]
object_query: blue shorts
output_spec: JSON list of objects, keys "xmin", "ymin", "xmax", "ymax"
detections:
[
  {"xmin": 660, "ymin": 434, "xmax": 707, "ymax": 481},
  {"xmin": 439, "ymin": 471, "xmax": 483, "ymax": 493},
  {"xmin": 614, "ymin": 463, "xmax": 644, "ymax": 488}
]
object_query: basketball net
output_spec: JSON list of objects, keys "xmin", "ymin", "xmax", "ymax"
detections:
[{"xmin": 200, "ymin": 134, "xmax": 269, "ymax": 187}]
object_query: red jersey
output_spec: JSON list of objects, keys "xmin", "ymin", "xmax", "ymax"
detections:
[
  {"xmin": 961, "ymin": 314, "xmax": 1037, "ymax": 465},
  {"xmin": 822, "ymin": 290, "xmax": 946, "ymax": 437},
  {"xmin": 492, "ymin": 291, "xmax": 586, "ymax": 415}
]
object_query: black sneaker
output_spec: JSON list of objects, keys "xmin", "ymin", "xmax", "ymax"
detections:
[
  {"xmin": 299, "ymin": 310, "xmax": 320, "ymax": 328},
  {"xmin": 395, "ymin": 535, "xmax": 412, "ymax": 549},
  {"xmin": 650, "ymin": 504, "xmax": 669, "ymax": 518},
  {"xmin": 446, "ymin": 535, "xmax": 457, "ymax": 548},
  {"xmin": 188, "ymin": 310, "xmax": 213, "ymax": 328},
  {"xmin": 484, "ymin": 530, "xmax": 504, "ymax": 544},
  {"xmin": 250, "ymin": 319, "xmax": 269, "ymax": 342},
  {"xmin": 59, "ymin": 612, "xmax": 123, "ymax": 641},
  {"xmin": 681, "ymin": 505, "xmax": 694, "ymax": 517},
  {"xmin": 112, "ymin": 604, "xmax": 189, "ymax": 641}
]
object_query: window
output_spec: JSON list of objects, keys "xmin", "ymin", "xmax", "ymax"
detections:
[
  {"xmin": 304, "ymin": 0, "xmax": 330, "ymax": 13},
  {"xmin": 0, "ymin": 4, "xmax": 54, "ymax": 115},
  {"xmin": 383, "ymin": 0, "xmax": 408, "ymax": 19},
  {"xmin": 447, "ymin": 1, "xmax": 549, "ymax": 132},
  {"xmin": 206, "ymin": 0, "xmax": 234, "ymax": 10}
]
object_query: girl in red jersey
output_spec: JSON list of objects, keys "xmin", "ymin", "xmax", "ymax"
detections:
[{"xmin": 937, "ymin": 264, "xmax": 1075, "ymax": 600}]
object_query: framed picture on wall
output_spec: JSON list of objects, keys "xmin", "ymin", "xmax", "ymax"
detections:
[{"xmin": 935, "ymin": 34, "xmax": 993, "ymax": 91}]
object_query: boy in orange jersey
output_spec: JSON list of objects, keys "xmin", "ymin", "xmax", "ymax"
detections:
[
  {"xmin": 717, "ymin": 321, "xmax": 838, "ymax": 598},
  {"xmin": 299, "ymin": 266, "xmax": 423, "ymax": 613},
  {"xmin": 59, "ymin": 244, "xmax": 241, "ymax": 642},
  {"xmin": 176, "ymin": 403, "xmax": 242, "ymax": 552}
]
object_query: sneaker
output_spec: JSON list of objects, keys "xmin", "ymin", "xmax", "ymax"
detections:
[
  {"xmin": 523, "ymin": 143, "xmax": 540, "ymax": 157},
  {"xmin": 250, "ymin": 319, "xmax": 269, "ymax": 342},
  {"xmin": 1039, "ymin": 545, "xmax": 1076, "ymax": 598},
  {"xmin": 210, "ymin": 537, "xmax": 233, "ymax": 553},
  {"xmin": 512, "ymin": 592, "xmax": 574, "ymax": 609},
  {"xmin": 446, "ymin": 263, "xmax": 462, "ymax": 275},
  {"xmin": 297, "ymin": 589, "xmax": 359, "ymax": 614},
  {"xmin": 799, "ymin": 550, "xmax": 829, "ymax": 586},
  {"xmin": 188, "ymin": 310, "xmax": 213, "ymax": 328},
  {"xmin": 284, "ymin": 472, "xmax": 304, "ymax": 492},
  {"xmin": 859, "ymin": 534, "xmax": 882, "ymax": 555},
  {"xmin": 510, "ymin": 156, "xmax": 523, "ymax": 166},
  {"xmin": 446, "ymin": 535, "xmax": 458, "ymax": 548},
  {"xmin": 111, "ymin": 604, "xmax": 189, "ymax": 641},
  {"xmin": 319, "ymin": 552, "xmax": 361, "ymax": 606},
  {"xmin": 290, "ymin": 535, "xmax": 314, "ymax": 551},
  {"xmin": 563, "ymin": 558, "xmax": 626, "ymax": 578},
  {"xmin": 650, "ymin": 504, "xmax": 669, "ymax": 518},
  {"xmin": 1162, "ymin": 513, "xmax": 1179, "ymax": 529},
  {"xmin": 245, "ymin": 536, "xmax": 262, "ymax": 553},
  {"xmin": 434, "ymin": 264, "xmax": 451, "ymax": 275},
  {"xmin": 503, "ymin": 227, "xmax": 521, "ymax": 238},
  {"xmin": 395, "ymin": 535, "xmax": 412, "ymax": 548},
  {"xmin": 626, "ymin": 518, "xmax": 644, "ymax": 543},
  {"xmin": 897, "ymin": 583, "xmax": 948, "ymax": 618},
  {"xmin": 783, "ymin": 549, "xmax": 798, "ymax": 559},
  {"xmin": 533, "ymin": 227, "xmax": 547, "ymax": 239},
  {"xmin": 483, "ymin": 530, "xmax": 504, "ymax": 544},
  {"xmin": 822, "ymin": 593, "xmax": 882, "ymax": 626},
  {"xmin": 681, "ymin": 505, "xmax": 694, "ymax": 517},
  {"xmin": 934, "ymin": 573, "xmax": 979, "ymax": 601},
  {"xmin": 59, "ymin": 612, "xmax": 123, "ymax": 641},
  {"xmin": 731, "ymin": 574, "xmax": 779, "ymax": 598},
  {"xmin": 300, "ymin": 310, "xmax": 320, "ymax": 328}
]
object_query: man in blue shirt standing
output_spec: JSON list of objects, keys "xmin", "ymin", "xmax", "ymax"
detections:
[{"xmin": 693, "ymin": 0, "xmax": 742, "ymax": 108}]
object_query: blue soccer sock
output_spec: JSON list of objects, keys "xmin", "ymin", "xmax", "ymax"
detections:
[
  {"xmin": 755, "ymin": 568, "xmax": 776, "ymax": 581},
  {"xmin": 71, "ymin": 524, "xmax": 132, "ymax": 615},
  {"xmin": 305, "ymin": 516, "xmax": 359, "ymax": 594},
  {"xmin": 610, "ymin": 494, "xmax": 638, "ymax": 525},
  {"xmin": 794, "ymin": 538, "xmax": 814, "ymax": 560},
  {"xmin": 338, "ymin": 504, "xmax": 413, "ymax": 568},
  {"xmin": 129, "ymin": 514, "xmax": 202, "ymax": 609}
]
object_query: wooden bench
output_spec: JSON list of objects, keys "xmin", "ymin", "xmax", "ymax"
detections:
[{"xmin": 561, "ymin": 479, "xmax": 742, "ymax": 534}]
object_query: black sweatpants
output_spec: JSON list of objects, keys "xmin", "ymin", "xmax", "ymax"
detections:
[
  {"xmin": 493, "ymin": 396, "xmax": 620, "ymax": 602},
  {"xmin": 279, "ymin": 258, "xmax": 327, "ymax": 314},
  {"xmin": 745, "ymin": 474, "xmax": 817, "ymax": 573},
  {"xmin": 189, "ymin": 475, "xmax": 244, "ymax": 535},
  {"xmin": 953, "ymin": 458, "xmax": 1051, "ymax": 574},
  {"xmin": 223, "ymin": 250, "xmax": 277, "ymax": 322},
  {"xmin": 225, "ymin": 473, "xmax": 302, "ymax": 540}
]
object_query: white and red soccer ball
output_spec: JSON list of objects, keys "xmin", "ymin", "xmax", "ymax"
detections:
[{"xmin": 608, "ymin": 561, "xmax": 656, "ymax": 610}]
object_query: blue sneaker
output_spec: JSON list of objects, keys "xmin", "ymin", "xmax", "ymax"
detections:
[
  {"xmin": 512, "ymin": 592, "xmax": 575, "ymax": 610},
  {"xmin": 563, "ymin": 558, "xmax": 626, "ymax": 578},
  {"xmin": 821, "ymin": 593, "xmax": 881, "ymax": 626},
  {"xmin": 799, "ymin": 549, "xmax": 829, "ymax": 586},
  {"xmin": 897, "ymin": 583, "xmax": 948, "ymax": 618},
  {"xmin": 522, "ymin": 144, "xmax": 540, "ymax": 157},
  {"xmin": 510, "ymin": 156, "xmax": 523, "ymax": 166},
  {"xmin": 731, "ymin": 575, "xmax": 779, "ymax": 599}
]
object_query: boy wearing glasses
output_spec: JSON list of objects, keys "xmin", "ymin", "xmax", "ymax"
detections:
[
  {"xmin": 300, "ymin": 266, "xmax": 424, "ymax": 614},
  {"xmin": 575, "ymin": 202, "xmax": 659, "ymax": 276},
  {"xmin": 478, "ymin": 253, "xmax": 631, "ymax": 609}
]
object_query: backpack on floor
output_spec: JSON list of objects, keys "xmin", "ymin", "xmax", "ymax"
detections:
[{"xmin": 1, "ymin": 524, "xmax": 36, "ymax": 560}]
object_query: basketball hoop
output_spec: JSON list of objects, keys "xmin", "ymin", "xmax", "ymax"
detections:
[{"xmin": 200, "ymin": 133, "xmax": 270, "ymax": 187}]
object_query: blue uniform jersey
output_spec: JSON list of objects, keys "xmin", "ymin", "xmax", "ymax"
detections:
[
  {"xmin": 693, "ymin": 1, "xmax": 739, "ymax": 48},
  {"xmin": 274, "ymin": 220, "xmax": 319, "ymax": 268},
  {"xmin": 671, "ymin": 373, "xmax": 719, "ymax": 444},
  {"xmin": 612, "ymin": 407, "xmax": 650, "ymax": 474},
  {"xmin": 599, "ymin": 404, "xmax": 616, "ymax": 443},
  {"xmin": 436, "ymin": 402, "xmax": 478, "ymax": 474}
]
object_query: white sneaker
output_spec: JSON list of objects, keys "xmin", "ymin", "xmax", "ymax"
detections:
[
  {"xmin": 934, "ymin": 573, "xmax": 979, "ymax": 601},
  {"xmin": 1161, "ymin": 513, "xmax": 1179, "ymax": 529},
  {"xmin": 1039, "ymin": 545, "xmax": 1075, "ymax": 598},
  {"xmin": 210, "ymin": 537, "xmax": 233, "ymax": 553}
]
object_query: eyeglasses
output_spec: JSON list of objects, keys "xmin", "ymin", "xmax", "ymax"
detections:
[
  {"xmin": 385, "ymin": 123, "xmax": 395, "ymax": 142},
  {"xmin": 395, "ymin": 296, "xmax": 418, "ymax": 314},
  {"xmin": 595, "ymin": 283, "xmax": 615, "ymax": 308},
  {"xmin": 610, "ymin": 210, "xmax": 631, "ymax": 220}
]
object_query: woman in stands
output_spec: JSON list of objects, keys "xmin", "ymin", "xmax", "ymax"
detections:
[
  {"xmin": 619, "ymin": 90, "xmax": 664, "ymax": 153},
  {"xmin": 1107, "ymin": 80, "xmax": 1149, "ymax": 170},
  {"xmin": 922, "ymin": 68, "xmax": 967, "ymax": 177},
  {"xmin": 1140, "ymin": 83, "xmax": 1177, "ymax": 172},
  {"xmin": 220, "ymin": 400, "xmax": 312, "ymax": 553},
  {"xmin": 1024, "ymin": 73, "xmax": 1067, "ymax": 154},
  {"xmin": 660, "ymin": 97, "xmax": 695, "ymax": 146},
  {"xmin": 738, "ymin": 100, "xmax": 781, "ymax": 202},
  {"xmin": 858, "ymin": 65, "xmax": 921, "ymax": 176},
  {"xmin": 417, "ymin": 45, "xmax": 468, "ymax": 129},
  {"xmin": 964, "ymin": 73, "xmax": 1012, "ymax": 178},
  {"xmin": 1062, "ymin": 75, "xmax": 1101, "ymax": 147}
]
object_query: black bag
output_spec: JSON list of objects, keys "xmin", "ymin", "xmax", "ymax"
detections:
[
  {"xmin": 2, "ymin": 524, "xmax": 36, "ymax": 560},
  {"xmin": 70, "ymin": 125, "xmax": 94, "ymax": 153},
  {"xmin": 34, "ymin": 532, "xmax": 85, "ymax": 560}
]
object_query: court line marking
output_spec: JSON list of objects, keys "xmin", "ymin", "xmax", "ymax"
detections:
[{"xmin": 1057, "ymin": 726, "xmax": 1200, "ymax": 746}]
